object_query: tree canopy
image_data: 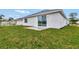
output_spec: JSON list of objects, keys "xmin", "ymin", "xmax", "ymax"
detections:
[
  {"xmin": 69, "ymin": 13, "xmax": 77, "ymax": 20},
  {"xmin": 0, "ymin": 15, "xmax": 5, "ymax": 19},
  {"xmin": 8, "ymin": 17, "xmax": 14, "ymax": 21}
]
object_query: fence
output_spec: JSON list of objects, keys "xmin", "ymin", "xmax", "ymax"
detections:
[{"xmin": 0, "ymin": 21, "xmax": 16, "ymax": 26}]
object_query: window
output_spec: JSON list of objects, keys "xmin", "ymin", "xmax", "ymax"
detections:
[
  {"xmin": 25, "ymin": 18, "xmax": 27, "ymax": 23},
  {"xmin": 38, "ymin": 15, "xmax": 47, "ymax": 26}
]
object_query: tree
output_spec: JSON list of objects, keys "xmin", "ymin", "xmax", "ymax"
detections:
[
  {"xmin": 0, "ymin": 15, "xmax": 5, "ymax": 19},
  {"xmin": 69, "ymin": 13, "xmax": 77, "ymax": 20},
  {"xmin": 69, "ymin": 13, "xmax": 78, "ymax": 24},
  {"xmin": 0, "ymin": 15, "xmax": 5, "ymax": 25},
  {"xmin": 8, "ymin": 17, "xmax": 14, "ymax": 21},
  {"xmin": 8, "ymin": 17, "xmax": 15, "ymax": 25}
]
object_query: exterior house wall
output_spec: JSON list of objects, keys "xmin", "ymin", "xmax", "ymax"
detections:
[
  {"xmin": 22, "ymin": 17, "xmax": 38, "ymax": 27},
  {"xmin": 16, "ymin": 12, "xmax": 69, "ymax": 29},
  {"xmin": 46, "ymin": 13, "xmax": 69, "ymax": 29}
]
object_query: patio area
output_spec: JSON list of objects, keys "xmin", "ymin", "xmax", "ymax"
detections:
[{"xmin": 26, "ymin": 26, "xmax": 48, "ymax": 31}]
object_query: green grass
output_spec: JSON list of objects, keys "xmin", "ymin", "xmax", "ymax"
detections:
[{"xmin": 0, "ymin": 26, "xmax": 79, "ymax": 48}]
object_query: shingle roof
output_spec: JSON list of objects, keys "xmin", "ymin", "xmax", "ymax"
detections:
[{"xmin": 16, "ymin": 9, "xmax": 66, "ymax": 20}]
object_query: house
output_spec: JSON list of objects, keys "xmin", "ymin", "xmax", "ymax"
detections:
[{"xmin": 16, "ymin": 9, "xmax": 69, "ymax": 30}]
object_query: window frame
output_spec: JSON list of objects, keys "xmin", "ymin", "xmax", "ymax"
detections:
[
  {"xmin": 24, "ymin": 18, "xmax": 27, "ymax": 23},
  {"xmin": 38, "ymin": 15, "xmax": 47, "ymax": 26}
]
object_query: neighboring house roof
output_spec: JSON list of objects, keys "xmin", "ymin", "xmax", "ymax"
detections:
[{"xmin": 16, "ymin": 9, "xmax": 67, "ymax": 20}]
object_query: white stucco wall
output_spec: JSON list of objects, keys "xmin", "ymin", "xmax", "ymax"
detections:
[
  {"xmin": 26, "ymin": 17, "xmax": 38, "ymax": 27},
  {"xmin": 46, "ymin": 13, "xmax": 69, "ymax": 29},
  {"xmin": 16, "ymin": 13, "xmax": 69, "ymax": 29}
]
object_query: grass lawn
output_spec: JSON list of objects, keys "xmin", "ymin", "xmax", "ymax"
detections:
[{"xmin": 0, "ymin": 26, "xmax": 79, "ymax": 49}]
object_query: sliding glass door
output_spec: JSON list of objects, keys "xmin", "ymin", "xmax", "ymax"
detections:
[{"xmin": 38, "ymin": 15, "xmax": 47, "ymax": 26}]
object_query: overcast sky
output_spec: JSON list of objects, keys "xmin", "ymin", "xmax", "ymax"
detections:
[{"xmin": 0, "ymin": 9, "xmax": 79, "ymax": 19}]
